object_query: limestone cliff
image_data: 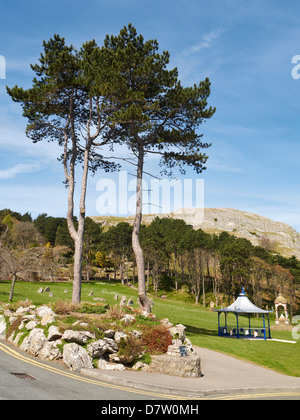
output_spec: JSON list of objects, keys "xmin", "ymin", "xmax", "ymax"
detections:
[{"xmin": 92, "ymin": 208, "xmax": 300, "ymax": 259}]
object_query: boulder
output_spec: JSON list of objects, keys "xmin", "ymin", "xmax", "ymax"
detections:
[
  {"xmin": 26, "ymin": 320, "xmax": 39, "ymax": 331},
  {"xmin": 87, "ymin": 339, "xmax": 108, "ymax": 358},
  {"xmin": 104, "ymin": 338, "xmax": 118, "ymax": 354},
  {"xmin": 114, "ymin": 331, "xmax": 128, "ymax": 343},
  {"xmin": 25, "ymin": 328, "xmax": 48, "ymax": 357},
  {"xmin": 39, "ymin": 340, "xmax": 62, "ymax": 361},
  {"xmin": 63, "ymin": 343, "xmax": 93, "ymax": 372},
  {"xmin": 16, "ymin": 307, "xmax": 31, "ymax": 316},
  {"xmin": 47, "ymin": 325, "xmax": 62, "ymax": 341},
  {"xmin": 169, "ymin": 324, "xmax": 186, "ymax": 342},
  {"xmin": 146, "ymin": 354, "xmax": 201, "ymax": 378},
  {"xmin": 41, "ymin": 313, "xmax": 55, "ymax": 326},
  {"xmin": 0, "ymin": 315, "xmax": 7, "ymax": 338},
  {"xmin": 62, "ymin": 330, "xmax": 95, "ymax": 345},
  {"xmin": 160, "ymin": 318, "xmax": 173, "ymax": 328},
  {"xmin": 97, "ymin": 358, "xmax": 125, "ymax": 371},
  {"xmin": 104, "ymin": 329, "xmax": 115, "ymax": 338},
  {"xmin": 36, "ymin": 306, "xmax": 55, "ymax": 319}
]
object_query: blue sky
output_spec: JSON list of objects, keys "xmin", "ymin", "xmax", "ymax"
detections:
[{"xmin": 0, "ymin": 0, "xmax": 300, "ymax": 231}]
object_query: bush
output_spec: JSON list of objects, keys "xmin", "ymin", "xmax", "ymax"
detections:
[
  {"xmin": 141, "ymin": 325, "xmax": 172, "ymax": 354},
  {"xmin": 52, "ymin": 300, "xmax": 80, "ymax": 315},
  {"xmin": 107, "ymin": 304, "xmax": 125, "ymax": 320},
  {"xmin": 5, "ymin": 316, "xmax": 22, "ymax": 339},
  {"xmin": 8, "ymin": 300, "xmax": 33, "ymax": 312},
  {"xmin": 117, "ymin": 335, "xmax": 144, "ymax": 364}
]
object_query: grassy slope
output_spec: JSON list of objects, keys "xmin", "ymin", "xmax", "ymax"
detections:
[{"xmin": 0, "ymin": 280, "xmax": 299, "ymax": 377}]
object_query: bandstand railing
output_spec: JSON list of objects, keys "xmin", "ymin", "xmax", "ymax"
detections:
[{"xmin": 218, "ymin": 326, "xmax": 267, "ymax": 339}]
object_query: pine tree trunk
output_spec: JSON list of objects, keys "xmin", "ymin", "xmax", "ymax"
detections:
[
  {"xmin": 132, "ymin": 145, "xmax": 151, "ymax": 313},
  {"xmin": 9, "ymin": 274, "xmax": 17, "ymax": 302},
  {"xmin": 66, "ymin": 130, "xmax": 90, "ymax": 303},
  {"xmin": 72, "ymin": 235, "xmax": 83, "ymax": 303}
]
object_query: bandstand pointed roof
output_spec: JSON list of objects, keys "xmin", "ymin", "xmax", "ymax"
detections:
[{"xmin": 215, "ymin": 288, "xmax": 272, "ymax": 314}]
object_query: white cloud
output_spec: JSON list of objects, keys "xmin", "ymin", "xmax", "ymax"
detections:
[
  {"xmin": 0, "ymin": 162, "xmax": 42, "ymax": 180},
  {"xmin": 183, "ymin": 29, "xmax": 223, "ymax": 56}
]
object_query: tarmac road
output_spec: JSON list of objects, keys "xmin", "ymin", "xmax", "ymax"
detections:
[
  {"xmin": 1, "ymin": 340, "xmax": 300, "ymax": 401},
  {"xmin": 0, "ymin": 341, "xmax": 165, "ymax": 400}
]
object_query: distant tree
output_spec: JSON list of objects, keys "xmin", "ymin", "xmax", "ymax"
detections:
[
  {"xmin": 259, "ymin": 235, "xmax": 277, "ymax": 252},
  {"xmin": 164, "ymin": 219, "xmax": 194, "ymax": 291},
  {"xmin": 83, "ymin": 217, "xmax": 103, "ymax": 281},
  {"xmin": 20, "ymin": 212, "xmax": 32, "ymax": 223},
  {"xmin": 101, "ymin": 222, "xmax": 133, "ymax": 284},
  {"xmin": 55, "ymin": 220, "xmax": 76, "ymax": 250},
  {"xmin": 11, "ymin": 221, "xmax": 44, "ymax": 249},
  {"xmin": 34, "ymin": 214, "xmax": 67, "ymax": 246},
  {"xmin": 220, "ymin": 238, "xmax": 252, "ymax": 304},
  {"xmin": 0, "ymin": 214, "xmax": 13, "ymax": 248},
  {"xmin": 0, "ymin": 209, "xmax": 23, "ymax": 222}
]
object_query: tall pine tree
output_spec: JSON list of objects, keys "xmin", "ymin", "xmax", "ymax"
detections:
[
  {"xmin": 102, "ymin": 24, "xmax": 216, "ymax": 312},
  {"xmin": 7, "ymin": 35, "xmax": 117, "ymax": 302}
]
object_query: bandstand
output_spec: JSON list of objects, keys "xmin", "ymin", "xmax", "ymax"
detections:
[{"xmin": 215, "ymin": 288, "xmax": 273, "ymax": 340}]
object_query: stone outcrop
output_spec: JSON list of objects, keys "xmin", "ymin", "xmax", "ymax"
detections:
[{"xmin": 0, "ymin": 304, "xmax": 196, "ymax": 378}]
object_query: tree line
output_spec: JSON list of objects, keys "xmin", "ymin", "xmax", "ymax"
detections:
[{"xmin": 1, "ymin": 208, "xmax": 299, "ymax": 315}]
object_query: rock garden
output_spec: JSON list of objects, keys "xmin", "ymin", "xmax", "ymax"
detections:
[{"xmin": 0, "ymin": 298, "xmax": 201, "ymax": 378}]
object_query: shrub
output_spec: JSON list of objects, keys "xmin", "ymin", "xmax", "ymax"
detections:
[
  {"xmin": 52, "ymin": 300, "xmax": 80, "ymax": 315},
  {"xmin": 141, "ymin": 325, "xmax": 172, "ymax": 354},
  {"xmin": 5, "ymin": 316, "xmax": 22, "ymax": 339},
  {"xmin": 8, "ymin": 300, "xmax": 33, "ymax": 312},
  {"xmin": 107, "ymin": 304, "xmax": 125, "ymax": 320},
  {"xmin": 117, "ymin": 335, "xmax": 144, "ymax": 364}
]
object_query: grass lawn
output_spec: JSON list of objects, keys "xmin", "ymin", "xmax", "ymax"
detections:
[{"xmin": 1, "ymin": 279, "xmax": 299, "ymax": 377}]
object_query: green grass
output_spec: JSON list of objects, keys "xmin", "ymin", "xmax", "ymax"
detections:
[{"xmin": 1, "ymin": 279, "xmax": 299, "ymax": 377}]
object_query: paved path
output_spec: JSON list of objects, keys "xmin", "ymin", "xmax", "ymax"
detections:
[{"xmin": 82, "ymin": 346, "xmax": 300, "ymax": 398}]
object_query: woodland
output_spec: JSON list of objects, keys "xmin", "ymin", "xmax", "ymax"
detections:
[{"xmin": 0, "ymin": 208, "xmax": 299, "ymax": 316}]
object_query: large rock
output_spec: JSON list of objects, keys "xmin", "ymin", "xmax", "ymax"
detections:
[
  {"xmin": 0, "ymin": 316, "xmax": 6, "ymax": 338},
  {"xmin": 25, "ymin": 320, "xmax": 39, "ymax": 331},
  {"xmin": 114, "ymin": 331, "xmax": 128, "ymax": 343},
  {"xmin": 62, "ymin": 330, "xmax": 95, "ymax": 344},
  {"xmin": 47, "ymin": 325, "xmax": 62, "ymax": 341},
  {"xmin": 23, "ymin": 328, "xmax": 47, "ymax": 357},
  {"xmin": 145, "ymin": 354, "xmax": 202, "ymax": 378},
  {"xmin": 39, "ymin": 340, "xmax": 62, "ymax": 361},
  {"xmin": 104, "ymin": 338, "xmax": 118, "ymax": 354},
  {"xmin": 41, "ymin": 313, "xmax": 56, "ymax": 326},
  {"xmin": 97, "ymin": 358, "xmax": 125, "ymax": 371},
  {"xmin": 87, "ymin": 339, "xmax": 108, "ymax": 358},
  {"xmin": 36, "ymin": 305, "xmax": 55, "ymax": 318},
  {"xmin": 169, "ymin": 324, "xmax": 186, "ymax": 342},
  {"xmin": 63, "ymin": 343, "xmax": 93, "ymax": 372}
]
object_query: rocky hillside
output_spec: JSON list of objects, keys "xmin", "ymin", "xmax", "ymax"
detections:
[{"xmin": 92, "ymin": 208, "xmax": 300, "ymax": 259}]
